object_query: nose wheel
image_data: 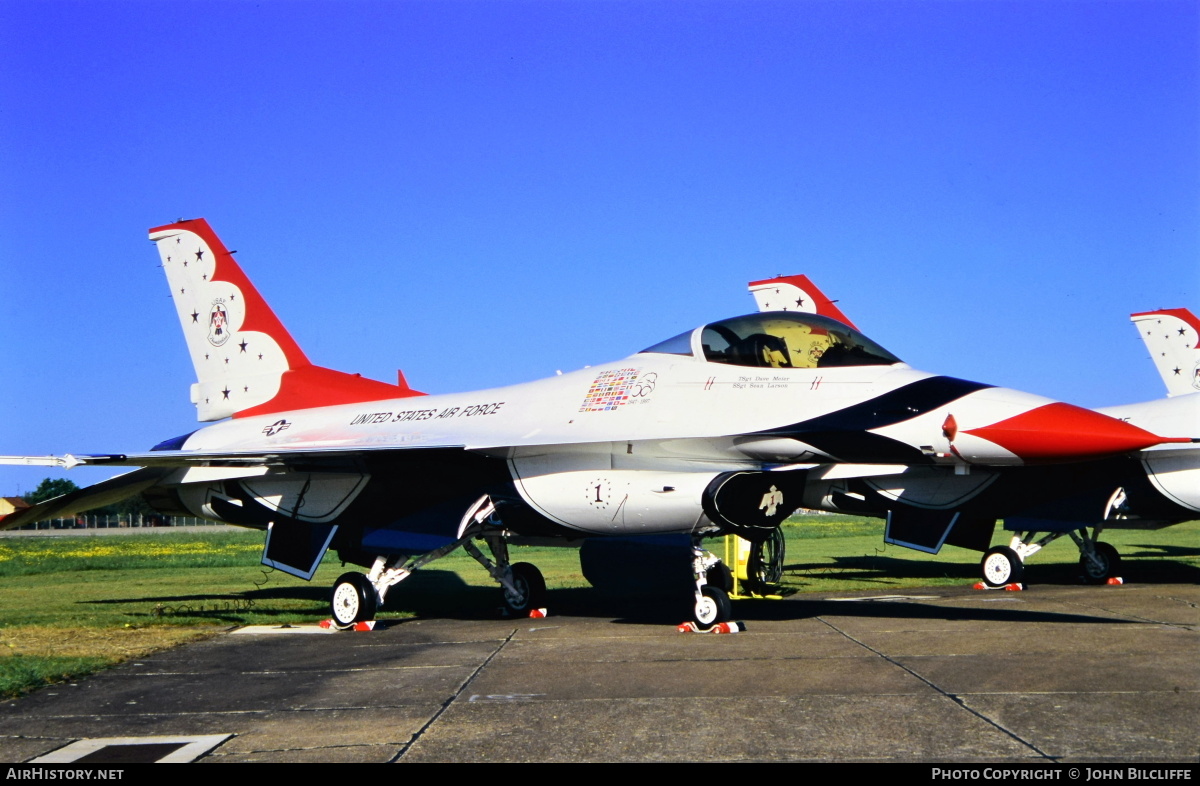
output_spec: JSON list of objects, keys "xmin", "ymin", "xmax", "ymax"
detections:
[
  {"xmin": 693, "ymin": 584, "xmax": 732, "ymax": 627},
  {"xmin": 690, "ymin": 541, "xmax": 733, "ymax": 628}
]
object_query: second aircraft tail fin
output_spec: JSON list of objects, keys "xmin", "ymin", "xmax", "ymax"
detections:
[{"xmin": 747, "ymin": 274, "xmax": 859, "ymax": 330}]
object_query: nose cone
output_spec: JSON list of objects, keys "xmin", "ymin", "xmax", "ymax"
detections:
[{"xmin": 964, "ymin": 402, "xmax": 1184, "ymax": 461}]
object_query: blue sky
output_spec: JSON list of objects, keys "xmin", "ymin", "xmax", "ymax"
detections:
[{"xmin": 1, "ymin": 0, "xmax": 1197, "ymax": 495}]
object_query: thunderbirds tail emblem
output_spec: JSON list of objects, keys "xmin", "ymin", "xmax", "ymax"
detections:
[{"xmin": 208, "ymin": 300, "xmax": 230, "ymax": 347}]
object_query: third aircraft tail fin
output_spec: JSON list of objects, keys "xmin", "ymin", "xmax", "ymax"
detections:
[{"xmin": 1130, "ymin": 308, "xmax": 1200, "ymax": 397}]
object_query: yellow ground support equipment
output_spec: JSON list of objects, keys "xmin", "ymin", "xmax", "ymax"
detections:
[{"xmin": 723, "ymin": 528, "xmax": 785, "ymax": 599}]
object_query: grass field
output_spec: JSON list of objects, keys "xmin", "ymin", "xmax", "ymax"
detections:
[{"xmin": 1, "ymin": 516, "xmax": 1197, "ymax": 698}]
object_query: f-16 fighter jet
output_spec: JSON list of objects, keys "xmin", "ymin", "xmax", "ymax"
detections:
[
  {"xmin": 749, "ymin": 274, "xmax": 1200, "ymax": 589},
  {"xmin": 2, "ymin": 221, "xmax": 1190, "ymax": 627}
]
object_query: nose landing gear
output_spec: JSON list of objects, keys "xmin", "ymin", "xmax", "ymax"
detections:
[{"xmin": 690, "ymin": 540, "xmax": 732, "ymax": 627}]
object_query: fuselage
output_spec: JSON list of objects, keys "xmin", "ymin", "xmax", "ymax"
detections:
[
  {"xmin": 173, "ymin": 313, "xmax": 1166, "ymax": 470},
  {"xmin": 145, "ymin": 312, "xmax": 1184, "ymax": 544}
]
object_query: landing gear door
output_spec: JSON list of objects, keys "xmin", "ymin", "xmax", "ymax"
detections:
[
  {"xmin": 884, "ymin": 508, "xmax": 959, "ymax": 553},
  {"xmin": 262, "ymin": 520, "xmax": 339, "ymax": 580}
]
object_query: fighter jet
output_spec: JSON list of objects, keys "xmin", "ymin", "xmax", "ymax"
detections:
[
  {"xmin": 749, "ymin": 275, "xmax": 1200, "ymax": 588},
  {"xmin": 1, "ymin": 220, "xmax": 1190, "ymax": 628}
]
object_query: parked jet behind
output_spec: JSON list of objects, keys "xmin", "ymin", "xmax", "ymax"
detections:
[
  {"xmin": 1, "ymin": 220, "xmax": 1191, "ymax": 628},
  {"xmin": 749, "ymin": 275, "xmax": 1200, "ymax": 587}
]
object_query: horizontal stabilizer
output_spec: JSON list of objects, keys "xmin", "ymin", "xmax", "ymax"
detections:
[{"xmin": 0, "ymin": 468, "xmax": 169, "ymax": 529}]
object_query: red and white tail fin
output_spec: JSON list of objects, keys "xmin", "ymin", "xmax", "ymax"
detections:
[
  {"xmin": 747, "ymin": 274, "xmax": 859, "ymax": 330},
  {"xmin": 1131, "ymin": 308, "xmax": 1200, "ymax": 397},
  {"xmin": 149, "ymin": 218, "xmax": 422, "ymax": 421}
]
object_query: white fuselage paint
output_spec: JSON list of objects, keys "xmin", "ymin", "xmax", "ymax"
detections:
[
  {"xmin": 1100, "ymin": 394, "xmax": 1200, "ymax": 512},
  {"xmin": 156, "ymin": 349, "xmax": 1083, "ymax": 533},
  {"xmin": 175, "ymin": 357, "xmax": 1041, "ymax": 466}
]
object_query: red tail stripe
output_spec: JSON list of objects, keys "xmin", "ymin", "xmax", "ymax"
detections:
[
  {"xmin": 1130, "ymin": 308, "xmax": 1200, "ymax": 350},
  {"xmin": 150, "ymin": 218, "xmax": 311, "ymax": 368}
]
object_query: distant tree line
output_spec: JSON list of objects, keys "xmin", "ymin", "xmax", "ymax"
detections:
[{"xmin": 20, "ymin": 477, "xmax": 156, "ymax": 518}]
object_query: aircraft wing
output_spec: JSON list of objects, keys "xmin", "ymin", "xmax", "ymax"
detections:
[
  {"xmin": 0, "ymin": 444, "xmax": 477, "ymax": 535},
  {"xmin": 0, "ymin": 444, "xmax": 469, "ymax": 471}
]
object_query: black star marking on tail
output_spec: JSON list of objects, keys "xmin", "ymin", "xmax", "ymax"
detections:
[
  {"xmin": 238, "ymin": 340, "xmax": 248, "ymax": 353},
  {"xmin": 191, "ymin": 311, "xmax": 199, "ymax": 323},
  {"xmin": 221, "ymin": 387, "xmax": 231, "ymax": 399}
]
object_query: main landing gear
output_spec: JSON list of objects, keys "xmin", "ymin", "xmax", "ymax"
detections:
[
  {"xmin": 745, "ymin": 527, "xmax": 786, "ymax": 595},
  {"xmin": 330, "ymin": 572, "xmax": 377, "ymax": 628},
  {"xmin": 326, "ymin": 495, "xmax": 548, "ymax": 629},
  {"xmin": 980, "ymin": 525, "xmax": 1123, "ymax": 588},
  {"xmin": 980, "ymin": 546, "xmax": 1024, "ymax": 588},
  {"xmin": 1079, "ymin": 540, "xmax": 1121, "ymax": 585}
]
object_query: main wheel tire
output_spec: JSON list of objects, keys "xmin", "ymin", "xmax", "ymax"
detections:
[
  {"xmin": 503, "ymin": 562, "xmax": 547, "ymax": 616},
  {"xmin": 692, "ymin": 584, "xmax": 732, "ymax": 628},
  {"xmin": 330, "ymin": 572, "xmax": 377, "ymax": 629},
  {"xmin": 706, "ymin": 561, "xmax": 734, "ymax": 593},
  {"xmin": 745, "ymin": 527, "xmax": 786, "ymax": 593},
  {"xmin": 1080, "ymin": 541, "xmax": 1121, "ymax": 585},
  {"xmin": 980, "ymin": 546, "xmax": 1024, "ymax": 588}
]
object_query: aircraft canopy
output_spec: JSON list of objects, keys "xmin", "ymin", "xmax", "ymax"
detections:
[{"xmin": 640, "ymin": 312, "xmax": 901, "ymax": 369}]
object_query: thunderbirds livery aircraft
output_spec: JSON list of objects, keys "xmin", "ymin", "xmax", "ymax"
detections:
[
  {"xmin": 2, "ymin": 220, "xmax": 1194, "ymax": 627},
  {"xmin": 749, "ymin": 275, "xmax": 1200, "ymax": 588}
]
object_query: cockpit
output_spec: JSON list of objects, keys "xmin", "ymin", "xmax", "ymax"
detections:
[{"xmin": 639, "ymin": 312, "xmax": 902, "ymax": 369}]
